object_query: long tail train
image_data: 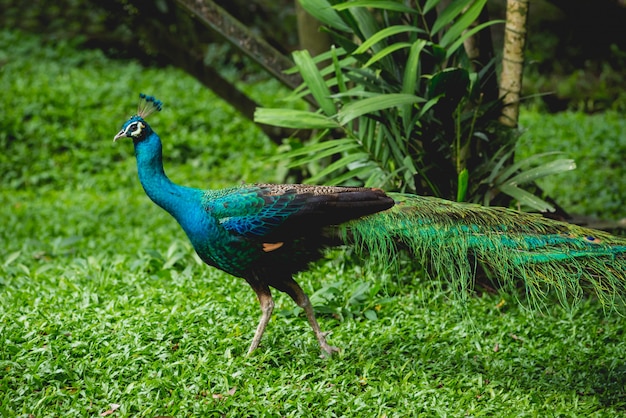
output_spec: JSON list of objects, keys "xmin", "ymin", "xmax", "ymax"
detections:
[{"xmin": 341, "ymin": 194, "xmax": 626, "ymax": 309}]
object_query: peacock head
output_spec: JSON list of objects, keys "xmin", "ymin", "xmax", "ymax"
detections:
[{"xmin": 113, "ymin": 93, "xmax": 163, "ymax": 142}]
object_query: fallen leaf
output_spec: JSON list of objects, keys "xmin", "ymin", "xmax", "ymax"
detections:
[
  {"xmin": 212, "ymin": 387, "xmax": 236, "ymax": 400},
  {"xmin": 100, "ymin": 403, "xmax": 120, "ymax": 417}
]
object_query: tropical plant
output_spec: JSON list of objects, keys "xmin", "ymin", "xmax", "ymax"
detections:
[{"xmin": 255, "ymin": 0, "xmax": 574, "ymax": 210}]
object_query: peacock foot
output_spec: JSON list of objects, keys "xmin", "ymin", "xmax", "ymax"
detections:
[
  {"xmin": 319, "ymin": 342, "xmax": 341, "ymax": 358},
  {"xmin": 317, "ymin": 331, "xmax": 340, "ymax": 357}
]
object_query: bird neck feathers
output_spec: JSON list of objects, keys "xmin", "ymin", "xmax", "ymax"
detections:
[{"xmin": 133, "ymin": 131, "xmax": 200, "ymax": 218}]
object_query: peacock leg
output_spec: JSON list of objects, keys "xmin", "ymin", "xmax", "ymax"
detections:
[
  {"xmin": 246, "ymin": 281, "xmax": 275, "ymax": 356},
  {"xmin": 277, "ymin": 278, "xmax": 340, "ymax": 357}
]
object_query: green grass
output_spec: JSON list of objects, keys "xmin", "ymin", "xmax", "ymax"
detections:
[{"xmin": 1, "ymin": 30, "xmax": 626, "ymax": 417}]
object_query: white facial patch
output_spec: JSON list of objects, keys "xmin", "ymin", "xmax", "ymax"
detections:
[{"xmin": 127, "ymin": 121, "xmax": 145, "ymax": 138}]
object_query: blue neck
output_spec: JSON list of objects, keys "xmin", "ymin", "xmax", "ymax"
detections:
[{"xmin": 133, "ymin": 131, "xmax": 202, "ymax": 221}]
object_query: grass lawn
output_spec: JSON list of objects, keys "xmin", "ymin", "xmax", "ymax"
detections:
[{"xmin": 1, "ymin": 30, "xmax": 625, "ymax": 417}]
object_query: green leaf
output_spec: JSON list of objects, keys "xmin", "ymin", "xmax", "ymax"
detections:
[
  {"xmin": 334, "ymin": 1, "xmax": 418, "ymax": 14},
  {"xmin": 418, "ymin": 96, "xmax": 443, "ymax": 118},
  {"xmin": 497, "ymin": 152, "xmax": 563, "ymax": 184},
  {"xmin": 363, "ymin": 309, "xmax": 378, "ymax": 321},
  {"xmin": 365, "ymin": 168, "xmax": 396, "ymax": 188},
  {"xmin": 493, "ymin": 155, "xmax": 576, "ymax": 212},
  {"xmin": 423, "ymin": 0, "xmax": 441, "ymax": 14},
  {"xmin": 485, "ymin": 147, "xmax": 515, "ymax": 185},
  {"xmin": 506, "ymin": 159, "xmax": 576, "ymax": 186},
  {"xmin": 307, "ymin": 152, "xmax": 371, "ymax": 183},
  {"xmin": 439, "ymin": 0, "xmax": 488, "ymax": 48},
  {"xmin": 330, "ymin": 90, "xmax": 380, "ymax": 100},
  {"xmin": 337, "ymin": 94, "xmax": 425, "ymax": 125},
  {"xmin": 286, "ymin": 142, "xmax": 362, "ymax": 167},
  {"xmin": 445, "ymin": 20, "xmax": 505, "ymax": 58},
  {"xmin": 4, "ymin": 250, "xmax": 21, "ymax": 266},
  {"xmin": 349, "ymin": 5, "xmax": 382, "ymax": 41},
  {"xmin": 402, "ymin": 40, "xmax": 427, "ymax": 95},
  {"xmin": 431, "ymin": 0, "xmax": 475, "ymax": 35},
  {"xmin": 353, "ymin": 25, "xmax": 423, "ymax": 55},
  {"xmin": 281, "ymin": 138, "xmax": 356, "ymax": 159},
  {"xmin": 327, "ymin": 164, "xmax": 379, "ymax": 185},
  {"xmin": 331, "ymin": 46, "xmax": 348, "ymax": 93},
  {"xmin": 363, "ymin": 42, "xmax": 413, "ymax": 68},
  {"xmin": 293, "ymin": 50, "xmax": 337, "ymax": 116},
  {"xmin": 401, "ymin": 39, "xmax": 427, "ymax": 133},
  {"xmin": 254, "ymin": 108, "xmax": 338, "ymax": 129},
  {"xmin": 299, "ymin": 0, "xmax": 351, "ymax": 31},
  {"xmin": 382, "ymin": 124, "xmax": 409, "ymax": 163},
  {"xmin": 284, "ymin": 47, "xmax": 350, "ymax": 75},
  {"xmin": 499, "ymin": 184, "xmax": 555, "ymax": 212},
  {"xmin": 439, "ymin": 0, "xmax": 487, "ymax": 48}
]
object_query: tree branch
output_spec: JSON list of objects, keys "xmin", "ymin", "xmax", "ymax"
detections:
[{"xmin": 174, "ymin": 0, "xmax": 304, "ymax": 92}]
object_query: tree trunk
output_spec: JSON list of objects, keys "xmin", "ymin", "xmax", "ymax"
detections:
[
  {"xmin": 295, "ymin": 0, "xmax": 331, "ymax": 58},
  {"xmin": 499, "ymin": 0, "xmax": 529, "ymax": 127}
]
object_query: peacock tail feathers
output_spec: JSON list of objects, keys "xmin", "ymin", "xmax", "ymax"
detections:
[{"xmin": 341, "ymin": 194, "xmax": 626, "ymax": 309}]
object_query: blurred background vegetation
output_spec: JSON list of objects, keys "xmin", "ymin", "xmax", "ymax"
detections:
[
  {"xmin": 3, "ymin": 0, "xmax": 626, "ymax": 111},
  {"xmin": 1, "ymin": 0, "xmax": 625, "ymax": 220}
]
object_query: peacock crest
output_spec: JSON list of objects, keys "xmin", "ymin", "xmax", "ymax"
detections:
[{"xmin": 137, "ymin": 93, "xmax": 163, "ymax": 118}]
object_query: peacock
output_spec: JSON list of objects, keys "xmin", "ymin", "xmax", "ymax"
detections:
[{"xmin": 114, "ymin": 94, "xmax": 626, "ymax": 356}]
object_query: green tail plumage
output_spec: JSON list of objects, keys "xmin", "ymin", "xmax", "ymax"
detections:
[{"xmin": 342, "ymin": 194, "xmax": 626, "ymax": 309}]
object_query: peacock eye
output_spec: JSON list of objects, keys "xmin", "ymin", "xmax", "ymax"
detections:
[{"xmin": 127, "ymin": 121, "xmax": 145, "ymax": 138}]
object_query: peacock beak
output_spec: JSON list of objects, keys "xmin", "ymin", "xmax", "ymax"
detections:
[{"xmin": 113, "ymin": 130, "xmax": 126, "ymax": 142}]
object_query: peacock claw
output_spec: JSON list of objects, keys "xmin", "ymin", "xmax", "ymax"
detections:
[
  {"xmin": 319, "ymin": 343, "xmax": 341, "ymax": 358},
  {"xmin": 315, "ymin": 330, "xmax": 340, "ymax": 357}
]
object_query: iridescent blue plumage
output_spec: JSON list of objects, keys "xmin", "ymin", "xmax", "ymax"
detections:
[
  {"xmin": 114, "ymin": 95, "xmax": 394, "ymax": 355},
  {"xmin": 115, "ymin": 94, "xmax": 626, "ymax": 356}
]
